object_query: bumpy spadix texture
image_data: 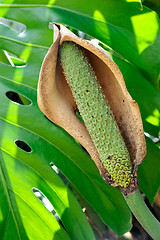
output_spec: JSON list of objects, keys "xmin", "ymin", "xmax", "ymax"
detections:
[{"xmin": 60, "ymin": 41, "xmax": 133, "ymax": 188}]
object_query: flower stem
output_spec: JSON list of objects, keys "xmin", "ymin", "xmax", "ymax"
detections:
[{"xmin": 125, "ymin": 189, "xmax": 160, "ymax": 240}]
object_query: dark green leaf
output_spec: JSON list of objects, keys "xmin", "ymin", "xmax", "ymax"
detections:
[
  {"xmin": 110, "ymin": 53, "xmax": 160, "ymax": 203},
  {"xmin": 138, "ymin": 138, "xmax": 160, "ymax": 204},
  {"xmin": 1, "ymin": 0, "xmax": 160, "ymax": 89},
  {"xmin": 0, "ymin": 74, "xmax": 131, "ymax": 236},
  {"xmin": 0, "ymin": 3, "xmax": 132, "ymax": 237}
]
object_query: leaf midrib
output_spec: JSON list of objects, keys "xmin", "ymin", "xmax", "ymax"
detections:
[
  {"xmin": 0, "ymin": 116, "xmax": 121, "ymax": 228},
  {"xmin": 0, "ymin": 35, "xmax": 49, "ymax": 49},
  {"xmin": 0, "ymin": 75, "xmax": 37, "ymax": 91},
  {"xmin": 0, "ymin": 161, "xmax": 21, "ymax": 239},
  {"xmin": 0, "ymin": 116, "xmax": 94, "ymax": 179},
  {"xmin": 0, "ymin": 146, "xmax": 90, "ymax": 239}
]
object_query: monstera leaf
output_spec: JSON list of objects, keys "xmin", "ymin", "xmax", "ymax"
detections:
[{"xmin": 0, "ymin": 1, "xmax": 160, "ymax": 239}]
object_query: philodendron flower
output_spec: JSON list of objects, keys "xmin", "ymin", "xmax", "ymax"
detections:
[{"xmin": 37, "ymin": 23, "xmax": 146, "ymax": 196}]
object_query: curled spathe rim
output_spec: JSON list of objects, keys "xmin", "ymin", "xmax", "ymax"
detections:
[{"xmin": 37, "ymin": 23, "xmax": 146, "ymax": 195}]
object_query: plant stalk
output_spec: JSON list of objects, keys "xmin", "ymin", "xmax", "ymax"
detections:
[{"xmin": 125, "ymin": 189, "xmax": 160, "ymax": 240}]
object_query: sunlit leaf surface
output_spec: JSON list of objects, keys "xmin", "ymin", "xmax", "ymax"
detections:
[{"xmin": 0, "ymin": 0, "xmax": 160, "ymax": 238}]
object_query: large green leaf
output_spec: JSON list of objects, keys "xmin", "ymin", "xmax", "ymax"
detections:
[
  {"xmin": 144, "ymin": 0, "xmax": 160, "ymax": 17},
  {"xmin": 138, "ymin": 138, "xmax": 160, "ymax": 204},
  {"xmin": 0, "ymin": 3, "xmax": 132, "ymax": 238},
  {"xmin": 0, "ymin": 150, "xmax": 69, "ymax": 240},
  {"xmin": 111, "ymin": 51, "xmax": 160, "ymax": 138},
  {"xmin": 0, "ymin": 76, "xmax": 131, "ymax": 236},
  {"xmin": 0, "ymin": 119, "xmax": 96, "ymax": 240},
  {"xmin": 111, "ymin": 51, "xmax": 160, "ymax": 203},
  {"xmin": 1, "ymin": 0, "xmax": 160, "ymax": 90},
  {"xmin": 0, "ymin": 0, "xmax": 160, "ymax": 237},
  {"xmin": 0, "ymin": 49, "xmax": 96, "ymax": 238}
]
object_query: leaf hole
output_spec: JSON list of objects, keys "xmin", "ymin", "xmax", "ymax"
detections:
[
  {"xmin": 50, "ymin": 162, "xmax": 59, "ymax": 174},
  {"xmin": 0, "ymin": 17, "xmax": 27, "ymax": 34},
  {"xmin": 1, "ymin": 50, "xmax": 27, "ymax": 67},
  {"xmin": 32, "ymin": 188, "xmax": 60, "ymax": 222},
  {"xmin": 6, "ymin": 91, "xmax": 32, "ymax": 105},
  {"xmin": 15, "ymin": 140, "xmax": 32, "ymax": 153},
  {"xmin": 144, "ymin": 132, "xmax": 159, "ymax": 143},
  {"xmin": 50, "ymin": 162, "xmax": 68, "ymax": 184}
]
